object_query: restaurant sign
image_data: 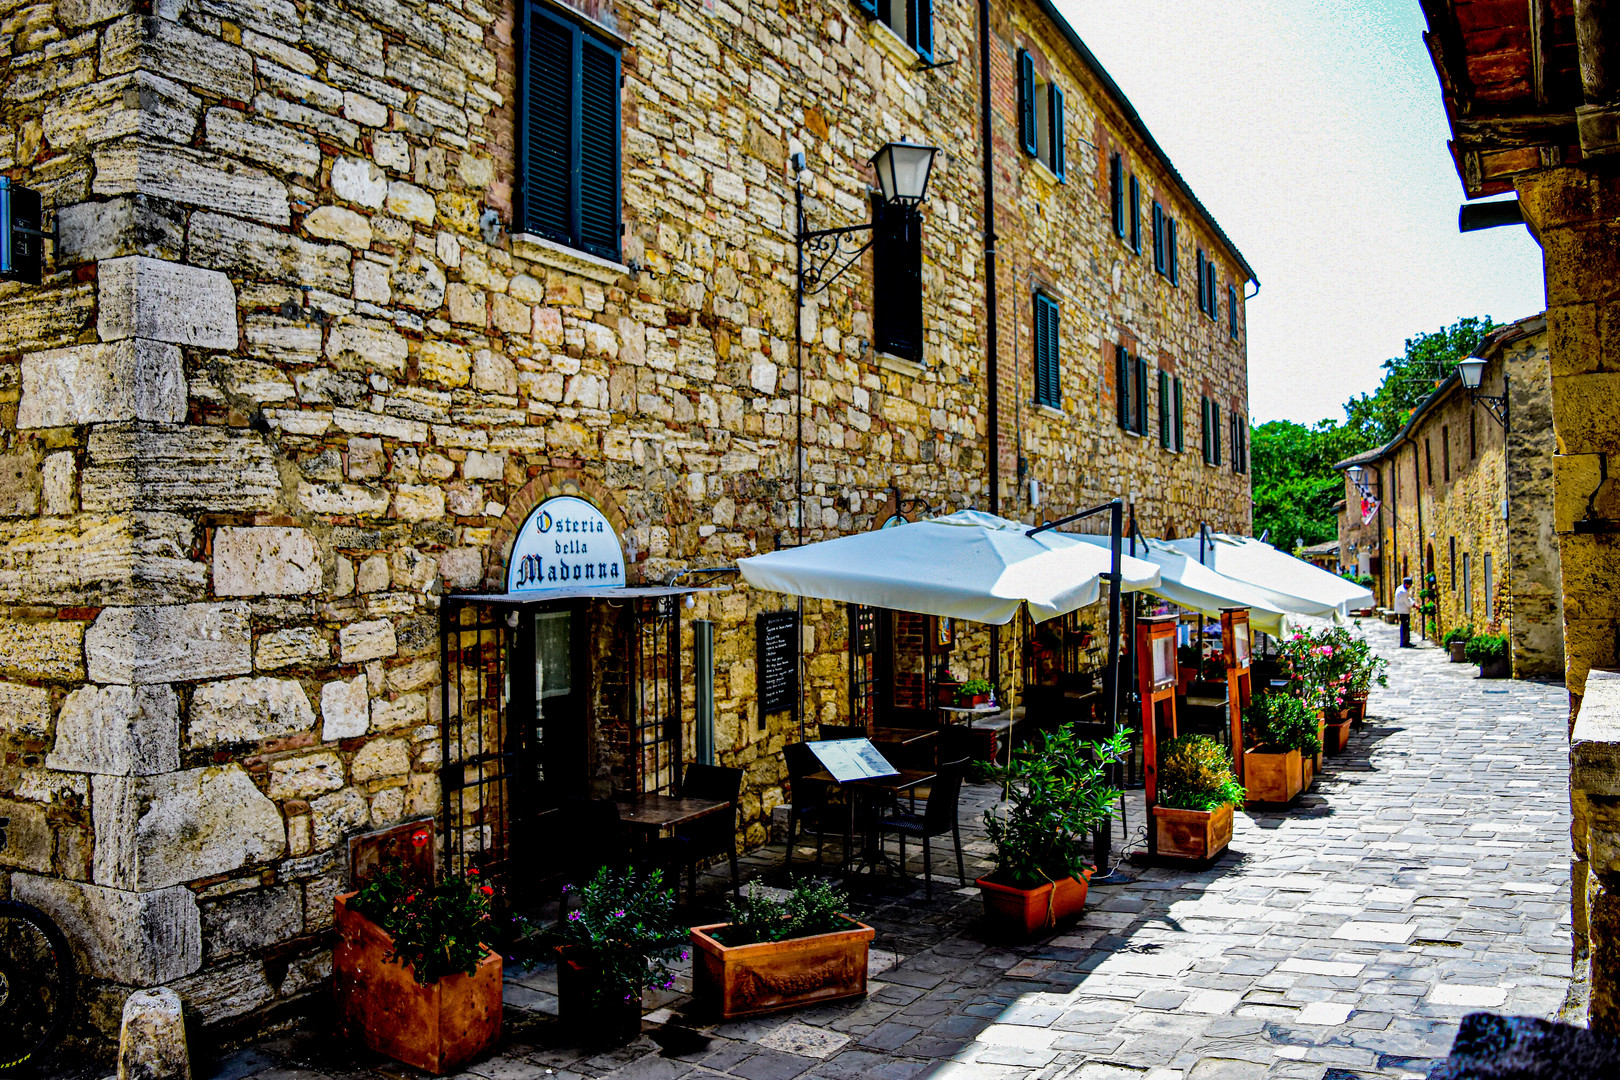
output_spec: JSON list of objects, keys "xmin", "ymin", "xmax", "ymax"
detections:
[{"xmin": 506, "ymin": 496, "xmax": 626, "ymax": 592}]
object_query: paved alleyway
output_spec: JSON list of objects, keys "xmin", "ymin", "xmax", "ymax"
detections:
[{"xmin": 214, "ymin": 621, "xmax": 1573, "ymax": 1080}]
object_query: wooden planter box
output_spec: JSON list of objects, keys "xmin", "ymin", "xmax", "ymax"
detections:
[
  {"xmin": 1325, "ymin": 721, "xmax": 1351, "ymax": 755},
  {"xmin": 977, "ymin": 869, "xmax": 1091, "ymax": 938},
  {"xmin": 1302, "ymin": 752, "xmax": 1315, "ymax": 791},
  {"xmin": 1151, "ymin": 803, "xmax": 1233, "ymax": 861},
  {"xmin": 689, "ymin": 916, "xmax": 874, "ymax": 1020},
  {"xmin": 334, "ymin": 894, "xmax": 502, "ymax": 1074},
  {"xmin": 1244, "ymin": 749, "xmax": 1301, "ymax": 804}
]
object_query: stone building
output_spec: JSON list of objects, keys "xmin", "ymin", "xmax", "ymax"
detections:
[
  {"xmin": 0, "ymin": 0, "xmax": 1252, "ymax": 1040},
  {"xmin": 1332, "ymin": 315, "xmax": 1562, "ymax": 678}
]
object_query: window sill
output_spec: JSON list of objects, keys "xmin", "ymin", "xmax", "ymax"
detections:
[
  {"xmin": 873, "ymin": 351, "xmax": 923, "ymax": 377},
  {"xmin": 1030, "ymin": 159, "xmax": 1063, "ymax": 186},
  {"xmin": 511, "ymin": 233, "xmax": 629, "ymax": 285},
  {"xmin": 866, "ymin": 17, "xmax": 921, "ymax": 66},
  {"xmin": 1031, "ymin": 403, "xmax": 1064, "ymax": 420}
]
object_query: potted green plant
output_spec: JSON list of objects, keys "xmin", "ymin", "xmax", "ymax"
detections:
[
  {"xmin": 690, "ymin": 879, "xmax": 873, "ymax": 1020},
  {"xmin": 335, "ymin": 868, "xmax": 503, "ymax": 1074},
  {"xmin": 1153, "ymin": 734, "xmax": 1244, "ymax": 861},
  {"xmin": 957, "ymin": 677, "xmax": 994, "ymax": 707},
  {"xmin": 1443, "ymin": 625, "xmax": 1474, "ymax": 663},
  {"xmin": 1241, "ymin": 692, "xmax": 1320, "ymax": 804},
  {"xmin": 529, "ymin": 866, "xmax": 686, "ymax": 1045},
  {"xmin": 976, "ymin": 728, "xmax": 1127, "ymax": 938},
  {"xmin": 1465, "ymin": 633, "xmax": 1510, "ymax": 679}
]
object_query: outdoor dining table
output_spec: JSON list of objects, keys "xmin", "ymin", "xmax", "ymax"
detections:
[
  {"xmin": 613, "ymin": 793, "xmax": 730, "ymax": 837},
  {"xmin": 807, "ymin": 767, "xmax": 937, "ymax": 876}
]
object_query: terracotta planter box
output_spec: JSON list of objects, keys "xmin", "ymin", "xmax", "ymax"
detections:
[
  {"xmin": 1302, "ymin": 752, "xmax": 1315, "ymax": 791},
  {"xmin": 959, "ymin": 693, "xmax": 989, "ymax": 707},
  {"xmin": 556, "ymin": 948, "xmax": 645, "ymax": 1044},
  {"xmin": 1151, "ymin": 803, "xmax": 1233, "ymax": 861},
  {"xmin": 1449, "ymin": 641, "xmax": 1468, "ymax": 663},
  {"xmin": 334, "ymin": 894, "xmax": 502, "ymax": 1074},
  {"xmin": 977, "ymin": 868, "xmax": 1091, "ymax": 938},
  {"xmin": 1314, "ymin": 719, "xmax": 1325, "ymax": 772},
  {"xmin": 1244, "ymin": 749, "xmax": 1301, "ymax": 804},
  {"xmin": 689, "ymin": 916, "xmax": 874, "ymax": 1020},
  {"xmin": 1325, "ymin": 721, "xmax": 1351, "ymax": 755}
]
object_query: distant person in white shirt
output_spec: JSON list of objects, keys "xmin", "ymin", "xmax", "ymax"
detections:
[{"xmin": 1393, "ymin": 577, "xmax": 1413, "ymax": 648}]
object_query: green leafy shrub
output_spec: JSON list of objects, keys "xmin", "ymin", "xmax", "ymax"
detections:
[
  {"xmin": 521, "ymin": 866, "xmax": 686, "ymax": 1009},
  {"xmin": 1443, "ymin": 625, "xmax": 1474, "ymax": 648},
  {"xmin": 1241, "ymin": 691, "xmax": 1321, "ymax": 756},
  {"xmin": 978, "ymin": 727, "xmax": 1127, "ymax": 889},
  {"xmin": 350, "ymin": 867, "xmax": 498, "ymax": 984},
  {"xmin": 714, "ymin": 879, "xmax": 853, "ymax": 946},
  {"xmin": 1465, "ymin": 634, "xmax": 1509, "ymax": 666},
  {"xmin": 1157, "ymin": 735, "xmax": 1245, "ymax": 811}
]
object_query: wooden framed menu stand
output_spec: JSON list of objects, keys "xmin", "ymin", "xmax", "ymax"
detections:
[
  {"xmin": 1136, "ymin": 614, "xmax": 1179, "ymax": 858},
  {"xmin": 1221, "ymin": 607, "xmax": 1253, "ymax": 787}
]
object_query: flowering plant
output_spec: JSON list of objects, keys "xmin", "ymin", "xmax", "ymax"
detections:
[
  {"xmin": 350, "ymin": 866, "xmax": 498, "ymax": 985},
  {"xmin": 533, "ymin": 866, "xmax": 685, "ymax": 1010},
  {"xmin": 1275, "ymin": 626, "xmax": 1385, "ymax": 715}
]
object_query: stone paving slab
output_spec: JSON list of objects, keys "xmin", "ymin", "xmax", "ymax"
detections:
[{"xmin": 198, "ymin": 621, "xmax": 1571, "ymax": 1080}]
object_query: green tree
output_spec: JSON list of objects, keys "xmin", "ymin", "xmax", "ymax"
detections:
[{"xmin": 1248, "ymin": 317, "xmax": 1498, "ymax": 548}]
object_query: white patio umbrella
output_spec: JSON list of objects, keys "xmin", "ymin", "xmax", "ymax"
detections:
[
  {"xmin": 1072, "ymin": 535, "xmax": 1293, "ymax": 637},
  {"xmin": 736, "ymin": 509, "xmax": 1161, "ymax": 624},
  {"xmin": 1165, "ymin": 532, "xmax": 1373, "ymax": 622}
]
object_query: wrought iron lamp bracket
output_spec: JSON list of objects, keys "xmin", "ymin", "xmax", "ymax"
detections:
[
  {"xmin": 798, "ymin": 220, "xmax": 873, "ymax": 297},
  {"xmin": 1474, "ymin": 392, "xmax": 1508, "ymax": 428}
]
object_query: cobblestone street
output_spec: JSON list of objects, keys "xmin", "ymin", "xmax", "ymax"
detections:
[{"xmin": 215, "ymin": 621, "xmax": 1572, "ymax": 1080}]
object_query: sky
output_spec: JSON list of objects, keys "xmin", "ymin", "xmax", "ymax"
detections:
[{"xmin": 1056, "ymin": 0, "xmax": 1548, "ymax": 426}]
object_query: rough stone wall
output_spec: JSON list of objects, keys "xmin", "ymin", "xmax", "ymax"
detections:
[
  {"xmin": 0, "ymin": 0, "xmax": 1250, "ymax": 1039},
  {"xmin": 1502, "ymin": 325, "xmax": 1564, "ymax": 678}
]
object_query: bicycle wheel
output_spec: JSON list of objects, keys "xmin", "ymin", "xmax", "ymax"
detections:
[{"xmin": 0, "ymin": 899, "xmax": 76, "ymax": 1072}]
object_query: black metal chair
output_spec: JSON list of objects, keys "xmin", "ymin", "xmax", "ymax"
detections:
[
  {"xmin": 662, "ymin": 763, "xmax": 742, "ymax": 902},
  {"xmin": 784, "ymin": 742, "xmax": 852, "ymax": 869},
  {"xmin": 555, "ymin": 797, "xmax": 627, "ymax": 922},
  {"xmin": 818, "ymin": 723, "xmax": 864, "ymax": 741},
  {"xmin": 876, "ymin": 757, "xmax": 969, "ymax": 898},
  {"xmin": 936, "ymin": 723, "xmax": 976, "ymax": 768}
]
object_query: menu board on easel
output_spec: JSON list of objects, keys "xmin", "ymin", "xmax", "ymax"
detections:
[{"xmin": 808, "ymin": 738, "xmax": 898, "ymax": 782}]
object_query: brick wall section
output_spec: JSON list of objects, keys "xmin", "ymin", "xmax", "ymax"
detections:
[{"xmin": 0, "ymin": 0, "xmax": 1251, "ymax": 1037}]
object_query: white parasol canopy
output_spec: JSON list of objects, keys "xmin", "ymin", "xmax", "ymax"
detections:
[
  {"xmin": 1165, "ymin": 532, "xmax": 1374, "ymax": 622},
  {"xmin": 736, "ymin": 510, "xmax": 1161, "ymax": 625},
  {"xmin": 1073, "ymin": 535, "xmax": 1293, "ymax": 637}
]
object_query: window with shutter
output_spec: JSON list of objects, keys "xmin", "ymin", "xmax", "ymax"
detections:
[
  {"xmin": 1116, "ymin": 346, "xmax": 1130, "ymax": 430},
  {"xmin": 1173, "ymin": 377, "xmax": 1184, "ymax": 452},
  {"xmin": 1134, "ymin": 355, "xmax": 1149, "ymax": 435},
  {"xmin": 908, "ymin": 0, "xmax": 933, "ymax": 60},
  {"xmin": 1196, "ymin": 249, "xmax": 1207, "ymax": 313},
  {"xmin": 1211, "ymin": 400, "xmax": 1221, "ymax": 465},
  {"xmin": 853, "ymin": 0, "xmax": 877, "ymax": 15},
  {"xmin": 1227, "ymin": 284, "xmax": 1238, "ymax": 339},
  {"xmin": 872, "ymin": 199, "xmax": 924, "ymax": 362},
  {"xmin": 1207, "ymin": 261, "xmax": 1219, "ymax": 323},
  {"xmin": 1129, "ymin": 176, "xmax": 1141, "ymax": 253},
  {"xmin": 1110, "ymin": 154, "xmax": 1124, "ymax": 238},
  {"xmin": 1200, "ymin": 396, "xmax": 1211, "ymax": 463},
  {"xmin": 1033, "ymin": 293, "xmax": 1060, "ymax": 408},
  {"xmin": 1158, "ymin": 370, "xmax": 1170, "ymax": 448},
  {"xmin": 1166, "ymin": 217, "xmax": 1178, "ymax": 285},
  {"xmin": 1018, "ymin": 51, "xmax": 1037, "ymax": 156},
  {"xmin": 519, "ymin": 5, "xmax": 622, "ymax": 262},
  {"xmin": 1151, "ymin": 202, "xmax": 1164, "ymax": 274}
]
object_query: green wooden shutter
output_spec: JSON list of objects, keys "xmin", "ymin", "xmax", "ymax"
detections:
[
  {"xmin": 1167, "ymin": 217, "xmax": 1178, "ymax": 285},
  {"xmin": 521, "ymin": 8, "xmax": 574, "ymax": 244},
  {"xmin": 1173, "ymin": 377, "xmax": 1184, "ymax": 452},
  {"xmin": 910, "ymin": 0, "xmax": 933, "ymax": 60},
  {"xmin": 1135, "ymin": 356, "xmax": 1148, "ymax": 434},
  {"xmin": 1211, "ymin": 400, "xmax": 1221, "ymax": 465},
  {"xmin": 1152, "ymin": 203, "xmax": 1164, "ymax": 274},
  {"xmin": 1110, "ymin": 154, "xmax": 1124, "ymax": 237},
  {"xmin": 1195, "ymin": 249, "xmax": 1206, "ymax": 313},
  {"xmin": 1228, "ymin": 284, "xmax": 1238, "ymax": 338},
  {"xmin": 1033, "ymin": 293, "xmax": 1059, "ymax": 408},
  {"xmin": 1158, "ymin": 370, "xmax": 1170, "ymax": 448},
  {"xmin": 1116, "ymin": 346, "xmax": 1129, "ymax": 429},
  {"xmin": 1018, "ymin": 51, "xmax": 1037, "ymax": 156},
  {"xmin": 854, "ymin": 0, "xmax": 877, "ymax": 16},
  {"xmin": 1129, "ymin": 175, "xmax": 1141, "ymax": 253},
  {"xmin": 1200, "ymin": 396, "xmax": 1210, "ymax": 462},
  {"xmin": 1208, "ymin": 263, "xmax": 1219, "ymax": 322},
  {"xmin": 1049, "ymin": 84, "xmax": 1065, "ymax": 181},
  {"xmin": 577, "ymin": 35, "xmax": 621, "ymax": 261}
]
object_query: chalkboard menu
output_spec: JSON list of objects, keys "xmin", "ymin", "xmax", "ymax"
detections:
[{"xmin": 757, "ymin": 610, "xmax": 799, "ymax": 720}]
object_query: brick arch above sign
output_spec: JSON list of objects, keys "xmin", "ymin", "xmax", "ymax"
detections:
[{"xmin": 486, "ymin": 470, "xmax": 636, "ymax": 590}]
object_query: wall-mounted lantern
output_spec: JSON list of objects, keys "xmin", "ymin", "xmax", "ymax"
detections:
[{"xmin": 1456, "ymin": 356, "xmax": 1508, "ymax": 429}]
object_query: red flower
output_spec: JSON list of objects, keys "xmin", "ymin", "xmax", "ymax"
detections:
[
  {"xmin": 467, "ymin": 867, "xmax": 479, "ymax": 875},
  {"xmin": 480, "ymin": 885, "xmax": 494, "ymax": 896},
  {"xmin": 405, "ymin": 893, "xmax": 416, "ymax": 903}
]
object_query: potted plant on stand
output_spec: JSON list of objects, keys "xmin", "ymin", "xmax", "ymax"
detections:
[
  {"xmin": 976, "ymin": 728, "xmax": 1127, "ymax": 938},
  {"xmin": 1443, "ymin": 625, "xmax": 1473, "ymax": 663},
  {"xmin": 536, "ymin": 866, "xmax": 686, "ymax": 1046},
  {"xmin": 335, "ymin": 867, "xmax": 503, "ymax": 1074},
  {"xmin": 1153, "ymin": 734, "xmax": 1244, "ymax": 861},
  {"xmin": 690, "ymin": 879, "xmax": 874, "ymax": 1020},
  {"xmin": 1241, "ymin": 692, "xmax": 1320, "ymax": 804},
  {"xmin": 957, "ymin": 677, "xmax": 994, "ymax": 708},
  {"xmin": 1466, "ymin": 633, "xmax": 1510, "ymax": 679}
]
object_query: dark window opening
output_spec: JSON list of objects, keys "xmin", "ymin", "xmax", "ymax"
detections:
[
  {"xmin": 1129, "ymin": 175, "xmax": 1141, "ymax": 253},
  {"xmin": 1109, "ymin": 153, "xmax": 1124, "ymax": 238},
  {"xmin": 872, "ymin": 200, "xmax": 924, "ymax": 362}
]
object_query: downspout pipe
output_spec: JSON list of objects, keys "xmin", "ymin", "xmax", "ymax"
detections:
[{"xmin": 980, "ymin": 0, "xmax": 1001, "ymax": 694}]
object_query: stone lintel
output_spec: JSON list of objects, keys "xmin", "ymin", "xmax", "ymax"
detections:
[{"xmin": 11, "ymin": 873, "xmax": 201, "ymax": 986}]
